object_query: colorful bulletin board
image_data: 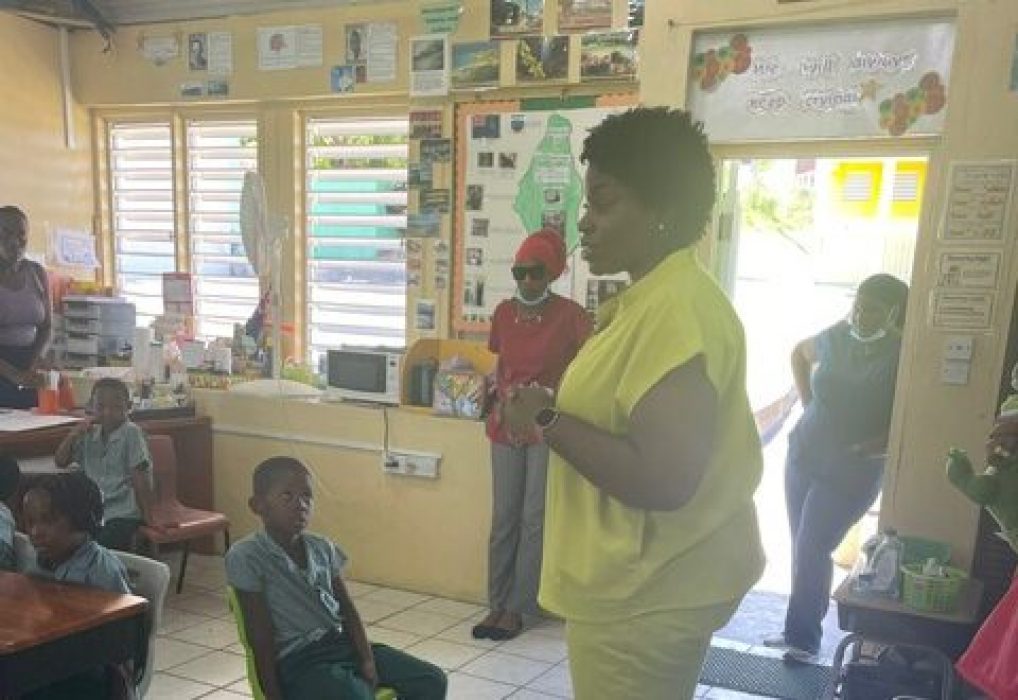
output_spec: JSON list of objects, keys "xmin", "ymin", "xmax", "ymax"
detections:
[{"xmin": 453, "ymin": 93, "xmax": 635, "ymax": 333}]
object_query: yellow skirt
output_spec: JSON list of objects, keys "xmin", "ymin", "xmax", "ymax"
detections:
[{"xmin": 565, "ymin": 601, "xmax": 739, "ymax": 700}]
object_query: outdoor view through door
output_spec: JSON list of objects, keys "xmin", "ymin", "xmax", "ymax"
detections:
[{"xmin": 720, "ymin": 157, "xmax": 924, "ymax": 595}]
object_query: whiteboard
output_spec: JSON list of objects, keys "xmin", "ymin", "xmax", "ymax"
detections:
[
  {"xmin": 686, "ymin": 18, "xmax": 956, "ymax": 142},
  {"xmin": 455, "ymin": 101, "xmax": 632, "ymax": 331}
]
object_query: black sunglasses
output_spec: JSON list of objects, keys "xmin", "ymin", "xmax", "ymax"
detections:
[{"xmin": 511, "ymin": 265, "xmax": 546, "ymax": 282}]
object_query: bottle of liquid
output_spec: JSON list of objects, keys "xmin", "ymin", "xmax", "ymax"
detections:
[{"xmin": 869, "ymin": 528, "xmax": 905, "ymax": 599}]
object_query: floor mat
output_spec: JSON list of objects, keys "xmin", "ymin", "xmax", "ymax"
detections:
[{"xmin": 700, "ymin": 646, "xmax": 834, "ymax": 699}]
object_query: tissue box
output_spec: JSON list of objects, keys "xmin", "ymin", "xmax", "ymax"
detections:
[{"xmin": 432, "ymin": 370, "xmax": 484, "ymax": 419}]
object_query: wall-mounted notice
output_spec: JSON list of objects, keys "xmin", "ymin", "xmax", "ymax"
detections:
[
  {"xmin": 410, "ymin": 35, "xmax": 449, "ymax": 96},
  {"xmin": 931, "ymin": 289, "xmax": 995, "ymax": 330},
  {"xmin": 207, "ymin": 32, "xmax": 233, "ymax": 75},
  {"xmin": 687, "ymin": 18, "xmax": 956, "ymax": 141},
  {"xmin": 257, "ymin": 25, "xmax": 322, "ymax": 70},
  {"xmin": 367, "ymin": 22, "xmax": 398, "ymax": 83},
  {"xmin": 942, "ymin": 161, "xmax": 1016, "ymax": 242},
  {"xmin": 937, "ymin": 251, "xmax": 1002, "ymax": 289}
]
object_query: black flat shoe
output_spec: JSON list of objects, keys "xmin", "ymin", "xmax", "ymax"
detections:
[
  {"xmin": 471, "ymin": 622, "xmax": 494, "ymax": 639},
  {"xmin": 489, "ymin": 623, "xmax": 522, "ymax": 641}
]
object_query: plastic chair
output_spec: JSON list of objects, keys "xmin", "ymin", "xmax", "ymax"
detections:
[
  {"xmin": 136, "ymin": 435, "xmax": 230, "ymax": 594},
  {"xmin": 13, "ymin": 531, "xmax": 35, "ymax": 571},
  {"xmin": 114, "ymin": 550, "xmax": 171, "ymax": 699},
  {"xmin": 226, "ymin": 587, "xmax": 397, "ymax": 700}
]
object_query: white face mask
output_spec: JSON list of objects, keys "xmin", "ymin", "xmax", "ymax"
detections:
[
  {"xmin": 515, "ymin": 288, "xmax": 549, "ymax": 307},
  {"xmin": 850, "ymin": 326, "xmax": 887, "ymax": 343}
]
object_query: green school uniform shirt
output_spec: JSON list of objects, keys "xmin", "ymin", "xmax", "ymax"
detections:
[{"xmin": 539, "ymin": 248, "xmax": 765, "ymax": 622}]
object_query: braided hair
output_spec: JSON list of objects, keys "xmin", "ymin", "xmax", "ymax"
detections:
[{"xmin": 29, "ymin": 471, "xmax": 104, "ymax": 538}]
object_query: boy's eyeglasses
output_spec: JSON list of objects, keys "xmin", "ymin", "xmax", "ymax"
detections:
[{"xmin": 511, "ymin": 265, "xmax": 546, "ymax": 282}]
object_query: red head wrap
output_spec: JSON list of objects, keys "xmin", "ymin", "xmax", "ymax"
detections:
[{"xmin": 514, "ymin": 228, "xmax": 567, "ymax": 281}]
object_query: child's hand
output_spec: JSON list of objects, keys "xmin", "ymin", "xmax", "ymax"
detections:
[
  {"xmin": 359, "ymin": 659, "xmax": 379, "ymax": 690},
  {"xmin": 70, "ymin": 419, "xmax": 92, "ymax": 438}
]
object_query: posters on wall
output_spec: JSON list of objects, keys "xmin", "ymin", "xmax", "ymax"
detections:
[
  {"xmin": 491, "ymin": 0, "xmax": 544, "ymax": 38},
  {"xmin": 457, "ymin": 105, "xmax": 631, "ymax": 325},
  {"xmin": 367, "ymin": 23, "xmax": 398, "ymax": 83},
  {"xmin": 410, "ymin": 35, "xmax": 450, "ymax": 96},
  {"xmin": 257, "ymin": 25, "xmax": 323, "ymax": 71},
  {"xmin": 330, "ymin": 65, "xmax": 355, "ymax": 93},
  {"xmin": 434, "ymin": 239, "xmax": 450, "ymax": 290},
  {"xmin": 931, "ymin": 290, "xmax": 995, "ymax": 330},
  {"xmin": 345, "ymin": 24, "xmax": 368, "ymax": 82},
  {"xmin": 421, "ymin": 2, "xmax": 463, "ymax": 35},
  {"xmin": 188, "ymin": 33, "xmax": 208, "ymax": 71},
  {"xmin": 207, "ymin": 32, "xmax": 233, "ymax": 75},
  {"xmin": 686, "ymin": 18, "xmax": 956, "ymax": 141},
  {"xmin": 410, "ymin": 110, "xmax": 443, "ymax": 139},
  {"xmin": 415, "ymin": 299, "xmax": 437, "ymax": 332},
  {"xmin": 941, "ymin": 161, "xmax": 1016, "ymax": 242},
  {"xmin": 936, "ymin": 251, "xmax": 1002, "ymax": 289},
  {"xmin": 516, "ymin": 37, "xmax": 569, "ymax": 83},
  {"xmin": 452, "ymin": 42, "xmax": 500, "ymax": 89},
  {"xmin": 558, "ymin": 0, "xmax": 612, "ymax": 32},
  {"xmin": 580, "ymin": 31, "xmax": 638, "ymax": 81}
]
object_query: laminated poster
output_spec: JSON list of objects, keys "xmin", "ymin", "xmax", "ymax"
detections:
[{"xmin": 410, "ymin": 35, "xmax": 450, "ymax": 96}]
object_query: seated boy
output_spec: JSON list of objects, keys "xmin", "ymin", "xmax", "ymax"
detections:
[
  {"xmin": 54, "ymin": 378, "xmax": 154, "ymax": 551},
  {"xmin": 226, "ymin": 457, "xmax": 447, "ymax": 700},
  {"xmin": 0, "ymin": 454, "xmax": 19, "ymax": 570}
]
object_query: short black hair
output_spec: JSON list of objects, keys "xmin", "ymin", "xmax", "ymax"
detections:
[
  {"xmin": 252, "ymin": 457, "xmax": 309, "ymax": 497},
  {"xmin": 28, "ymin": 472, "xmax": 103, "ymax": 538},
  {"xmin": 580, "ymin": 107, "xmax": 716, "ymax": 248},
  {"xmin": 0, "ymin": 455, "xmax": 20, "ymax": 501},
  {"xmin": 858, "ymin": 273, "xmax": 909, "ymax": 331},
  {"xmin": 92, "ymin": 378, "xmax": 131, "ymax": 405}
]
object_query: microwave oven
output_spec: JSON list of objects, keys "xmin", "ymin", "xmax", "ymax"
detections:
[{"xmin": 325, "ymin": 348, "xmax": 402, "ymax": 405}]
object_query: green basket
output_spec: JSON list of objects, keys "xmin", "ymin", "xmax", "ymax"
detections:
[
  {"xmin": 901, "ymin": 563, "xmax": 967, "ymax": 613},
  {"xmin": 901, "ymin": 536, "xmax": 951, "ymax": 567}
]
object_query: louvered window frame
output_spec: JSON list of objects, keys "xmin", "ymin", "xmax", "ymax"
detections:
[
  {"xmin": 103, "ymin": 114, "xmax": 261, "ymax": 339},
  {"xmin": 187, "ymin": 119, "xmax": 260, "ymax": 340},
  {"xmin": 304, "ymin": 115, "xmax": 409, "ymax": 367}
]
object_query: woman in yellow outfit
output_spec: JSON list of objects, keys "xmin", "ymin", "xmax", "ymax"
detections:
[{"xmin": 505, "ymin": 107, "xmax": 765, "ymax": 699}]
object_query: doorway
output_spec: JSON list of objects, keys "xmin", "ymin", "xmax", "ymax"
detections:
[{"xmin": 715, "ymin": 156, "xmax": 926, "ymax": 596}]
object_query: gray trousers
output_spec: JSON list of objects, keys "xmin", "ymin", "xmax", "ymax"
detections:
[{"xmin": 488, "ymin": 441, "xmax": 549, "ymax": 616}]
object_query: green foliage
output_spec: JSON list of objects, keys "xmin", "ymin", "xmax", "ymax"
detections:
[{"xmin": 740, "ymin": 161, "xmax": 814, "ymax": 251}]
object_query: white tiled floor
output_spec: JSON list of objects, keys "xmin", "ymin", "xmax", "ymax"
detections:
[{"xmin": 146, "ymin": 554, "xmax": 772, "ymax": 699}]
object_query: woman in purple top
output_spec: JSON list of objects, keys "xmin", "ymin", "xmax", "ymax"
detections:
[{"xmin": 0, "ymin": 207, "xmax": 51, "ymax": 408}]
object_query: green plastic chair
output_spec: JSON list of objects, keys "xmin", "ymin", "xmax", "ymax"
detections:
[{"xmin": 226, "ymin": 586, "xmax": 397, "ymax": 700}]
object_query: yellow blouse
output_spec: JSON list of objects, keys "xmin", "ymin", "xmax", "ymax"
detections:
[{"xmin": 539, "ymin": 248, "xmax": 765, "ymax": 622}]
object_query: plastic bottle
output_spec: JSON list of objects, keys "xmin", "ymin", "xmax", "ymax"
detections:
[{"xmin": 869, "ymin": 528, "xmax": 905, "ymax": 598}]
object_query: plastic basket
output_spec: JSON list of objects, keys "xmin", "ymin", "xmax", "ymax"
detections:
[
  {"xmin": 901, "ymin": 536, "xmax": 951, "ymax": 567},
  {"xmin": 901, "ymin": 563, "xmax": 967, "ymax": 613}
]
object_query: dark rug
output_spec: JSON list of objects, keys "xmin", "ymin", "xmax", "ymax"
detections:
[{"xmin": 700, "ymin": 646, "xmax": 834, "ymax": 699}]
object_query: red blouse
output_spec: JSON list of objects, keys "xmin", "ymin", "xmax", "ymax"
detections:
[{"xmin": 486, "ymin": 294, "xmax": 592, "ymax": 445}]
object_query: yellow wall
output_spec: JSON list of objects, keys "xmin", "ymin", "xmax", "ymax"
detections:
[
  {"xmin": 0, "ymin": 14, "xmax": 92, "ymax": 256},
  {"xmin": 55, "ymin": 0, "xmax": 1018, "ymax": 594},
  {"xmin": 196, "ymin": 390, "xmax": 491, "ymax": 600}
]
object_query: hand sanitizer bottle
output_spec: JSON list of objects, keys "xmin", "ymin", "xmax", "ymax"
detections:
[{"xmin": 870, "ymin": 528, "xmax": 905, "ymax": 599}]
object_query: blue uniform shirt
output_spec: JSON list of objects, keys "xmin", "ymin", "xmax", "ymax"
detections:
[
  {"xmin": 32, "ymin": 538, "xmax": 132, "ymax": 594},
  {"xmin": 0, "ymin": 503, "xmax": 14, "ymax": 571},
  {"xmin": 789, "ymin": 320, "xmax": 902, "ymax": 475},
  {"xmin": 226, "ymin": 530, "xmax": 348, "ymax": 659},
  {"xmin": 73, "ymin": 421, "xmax": 152, "ymax": 522}
]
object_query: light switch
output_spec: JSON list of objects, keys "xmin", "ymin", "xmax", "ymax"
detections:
[
  {"xmin": 941, "ymin": 359, "xmax": 970, "ymax": 385},
  {"xmin": 944, "ymin": 335, "xmax": 974, "ymax": 361}
]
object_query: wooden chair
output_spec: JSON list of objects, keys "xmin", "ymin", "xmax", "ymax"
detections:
[{"xmin": 136, "ymin": 435, "xmax": 230, "ymax": 594}]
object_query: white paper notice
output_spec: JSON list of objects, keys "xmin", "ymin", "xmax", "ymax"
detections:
[
  {"xmin": 931, "ymin": 290, "xmax": 995, "ymax": 330},
  {"xmin": 52, "ymin": 229, "xmax": 98, "ymax": 269},
  {"xmin": 367, "ymin": 22, "xmax": 398, "ymax": 83},
  {"xmin": 207, "ymin": 31, "xmax": 233, "ymax": 75},
  {"xmin": 937, "ymin": 251, "xmax": 1002, "ymax": 288},
  {"xmin": 410, "ymin": 35, "xmax": 449, "ymax": 97},
  {"xmin": 943, "ymin": 161, "xmax": 1016, "ymax": 242},
  {"xmin": 297, "ymin": 25, "xmax": 324, "ymax": 67},
  {"xmin": 258, "ymin": 26, "xmax": 297, "ymax": 70}
]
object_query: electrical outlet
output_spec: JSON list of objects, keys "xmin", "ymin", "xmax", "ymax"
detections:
[
  {"xmin": 944, "ymin": 335, "xmax": 974, "ymax": 361},
  {"xmin": 381, "ymin": 450, "xmax": 440, "ymax": 478}
]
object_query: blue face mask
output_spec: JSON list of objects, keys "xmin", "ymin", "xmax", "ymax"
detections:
[{"xmin": 515, "ymin": 288, "xmax": 549, "ymax": 306}]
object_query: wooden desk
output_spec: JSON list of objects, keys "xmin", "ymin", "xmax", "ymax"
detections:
[
  {"xmin": 3, "ymin": 415, "xmax": 217, "ymax": 553},
  {"xmin": 833, "ymin": 577, "xmax": 984, "ymax": 659},
  {"xmin": 0, "ymin": 572, "xmax": 148, "ymax": 697}
]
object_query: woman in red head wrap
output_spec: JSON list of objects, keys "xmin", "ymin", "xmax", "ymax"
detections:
[{"xmin": 471, "ymin": 228, "xmax": 591, "ymax": 641}]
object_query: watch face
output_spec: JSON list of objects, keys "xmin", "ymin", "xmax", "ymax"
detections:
[{"xmin": 536, "ymin": 407, "xmax": 557, "ymax": 427}]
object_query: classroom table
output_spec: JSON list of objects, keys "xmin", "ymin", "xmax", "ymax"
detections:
[{"xmin": 0, "ymin": 572, "xmax": 148, "ymax": 697}]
